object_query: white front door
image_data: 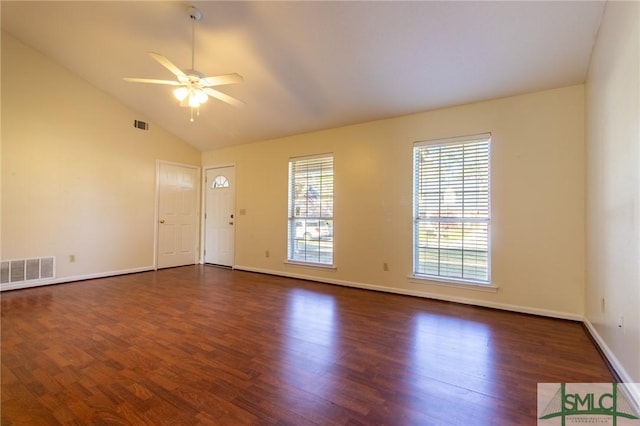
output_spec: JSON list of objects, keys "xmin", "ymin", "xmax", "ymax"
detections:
[
  {"xmin": 204, "ymin": 166, "xmax": 236, "ymax": 266},
  {"xmin": 157, "ymin": 162, "xmax": 199, "ymax": 269}
]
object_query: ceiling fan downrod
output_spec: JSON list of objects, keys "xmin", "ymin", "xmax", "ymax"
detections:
[{"xmin": 188, "ymin": 6, "xmax": 201, "ymax": 71}]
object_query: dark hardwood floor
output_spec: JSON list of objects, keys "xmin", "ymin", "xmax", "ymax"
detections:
[{"xmin": 1, "ymin": 266, "xmax": 614, "ymax": 425}]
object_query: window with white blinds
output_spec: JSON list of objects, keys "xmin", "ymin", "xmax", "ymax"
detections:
[
  {"xmin": 288, "ymin": 154, "xmax": 334, "ymax": 266},
  {"xmin": 413, "ymin": 134, "xmax": 491, "ymax": 284}
]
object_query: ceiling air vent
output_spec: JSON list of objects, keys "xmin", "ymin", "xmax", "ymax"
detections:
[{"xmin": 134, "ymin": 120, "xmax": 149, "ymax": 130}]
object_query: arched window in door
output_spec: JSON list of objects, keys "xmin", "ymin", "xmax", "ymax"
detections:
[{"xmin": 212, "ymin": 175, "xmax": 229, "ymax": 189}]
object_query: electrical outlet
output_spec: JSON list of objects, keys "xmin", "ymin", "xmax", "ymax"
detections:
[
  {"xmin": 69, "ymin": 254, "xmax": 76, "ymax": 262},
  {"xmin": 265, "ymin": 250, "xmax": 270, "ymax": 258},
  {"xmin": 383, "ymin": 262, "xmax": 389, "ymax": 271}
]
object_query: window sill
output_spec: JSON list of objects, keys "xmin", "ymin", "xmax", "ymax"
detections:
[
  {"xmin": 285, "ymin": 261, "xmax": 337, "ymax": 271},
  {"xmin": 409, "ymin": 275, "xmax": 498, "ymax": 292}
]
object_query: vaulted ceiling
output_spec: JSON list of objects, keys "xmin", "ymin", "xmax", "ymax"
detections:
[{"xmin": 1, "ymin": 1, "xmax": 605, "ymax": 151}]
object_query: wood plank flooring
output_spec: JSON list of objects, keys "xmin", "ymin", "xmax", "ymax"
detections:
[{"xmin": 1, "ymin": 266, "xmax": 614, "ymax": 425}]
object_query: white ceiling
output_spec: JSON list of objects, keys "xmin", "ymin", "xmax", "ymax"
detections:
[{"xmin": 1, "ymin": 1, "xmax": 605, "ymax": 152}]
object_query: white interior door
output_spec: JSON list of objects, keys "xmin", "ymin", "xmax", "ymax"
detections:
[
  {"xmin": 157, "ymin": 162, "xmax": 199, "ymax": 269},
  {"xmin": 205, "ymin": 166, "xmax": 236, "ymax": 266}
]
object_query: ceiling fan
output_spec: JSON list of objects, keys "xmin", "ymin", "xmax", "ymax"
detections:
[{"xmin": 123, "ymin": 5, "xmax": 243, "ymax": 122}]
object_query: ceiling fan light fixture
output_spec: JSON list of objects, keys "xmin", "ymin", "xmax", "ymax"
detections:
[
  {"xmin": 188, "ymin": 93, "xmax": 201, "ymax": 108},
  {"xmin": 173, "ymin": 86, "xmax": 189, "ymax": 101},
  {"xmin": 195, "ymin": 89, "xmax": 208, "ymax": 104}
]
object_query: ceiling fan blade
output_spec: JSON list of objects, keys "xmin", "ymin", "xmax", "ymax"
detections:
[
  {"xmin": 148, "ymin": 52, "xmax": 186, "ymax": 79},
  {"xmin": 203, "ymin": 88, "xmax": 245, "ymax": 107},
  {"xmin": 200, "ymin": 73, "xmax": 244, "ymax": 87},
  {"xmin": 123, "ymin": 77, "xmax": 181, "ymax": 86}
]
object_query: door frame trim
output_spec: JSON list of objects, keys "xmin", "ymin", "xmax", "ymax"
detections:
[
  {"xmin": 155, "ymin": 160, "xmax": 201, "ymax": 269},
  {"xmin": 201, "ymin": 163, "xmax": 237, "ymax": 266}
]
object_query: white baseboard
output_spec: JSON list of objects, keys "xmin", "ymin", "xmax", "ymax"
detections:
[
  {"xmin": 233, "ymin": 265, "xmax": 583, "ymax": 321},
  {"xmin": 583, "ymin": 319, "xmax": 640, "ymax": 410},
  {"xmin": 0, "ymin": 266, "xmax": 155, "ymax": 291}
]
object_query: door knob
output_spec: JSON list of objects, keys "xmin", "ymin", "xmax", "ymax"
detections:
[{"xmin": 159, "ymin": 219, "xmax": 165, "ymax": 224}]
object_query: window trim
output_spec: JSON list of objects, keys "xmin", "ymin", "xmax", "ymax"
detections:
[
  {"xmin": 284, "ymin": 260, "xmax": 337, "ymax": 271},
  {"xmin": 408, "ymin": 274, "xmax": 498, "ymax": 292},
  {"xmin": 412, "ymin": 132, "xmax": 492, "ymax": 286},
  {"xmin": 287, "ymin": 153, "xmax": 335, "ymax": 267}
]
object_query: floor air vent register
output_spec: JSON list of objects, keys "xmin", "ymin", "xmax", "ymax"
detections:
[{"xmin": 0, "ymin": 257, "xmax": 55, "ymax": 285}]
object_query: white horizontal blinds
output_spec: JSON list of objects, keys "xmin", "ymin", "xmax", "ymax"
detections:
[
  {"xmin": 414, "ymin": 134, "xmax": 490, "ymax": 283},
  {"xmin": 288, "ymin": 154, "xmax": 334, "ymax": 265}
]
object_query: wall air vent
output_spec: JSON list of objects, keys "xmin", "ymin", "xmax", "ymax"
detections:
[
  {"xmin": 134, "ymin": 120, "xmax": 149, "ymax": 130},
  {"xmin": 0, "ymin": 257, "xmax": 55, "ymax": 286}
]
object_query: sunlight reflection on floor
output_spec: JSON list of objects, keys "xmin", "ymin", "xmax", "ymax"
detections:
[
  {"xmin": 281, "ymin": 289, "xmax": 338, "ymax": 391},
  {"xmin": 407, "ymin": 313, "xmax": 498, "ymax": 422}
]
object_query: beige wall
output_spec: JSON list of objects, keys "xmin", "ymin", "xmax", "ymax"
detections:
[
  {"xmin": 1, "ymin": 32, "xmax": 200, "ymax": 282},
  {"xmin": 203, "ymin": 84, "xmax": 586, "ymax": 318},
  {"xmin": 585, "ymin": 1, "xmax": 640, "ymax": 383}
]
